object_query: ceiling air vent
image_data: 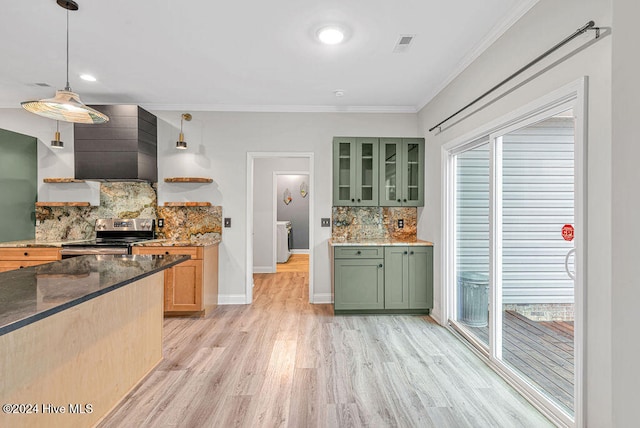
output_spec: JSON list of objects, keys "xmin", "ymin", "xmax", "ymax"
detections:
[{"xmin": 393, "ymin": 34, "xmax": 415, "ymax": 53}]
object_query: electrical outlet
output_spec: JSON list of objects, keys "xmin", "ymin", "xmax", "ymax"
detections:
[
  {"xmin": 224, "ymin": 218, "xmax": 231, "ymax": 228},
  {"xmin": 398, "ymin": 219, "xmax": 404, "ymax": 229},
  {"xmin": 157, "ymin": 218, "xmax": 164, "ymax": 228},
  {"xmin": 321, "ymin": 218, "xmax": 331, "ymax": 227}
]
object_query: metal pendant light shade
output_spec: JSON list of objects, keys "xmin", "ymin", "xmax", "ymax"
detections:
[
  {"xmin": 21, "ymin": 0, "xmax": 109, "ymax": 124},
  {"xmin": 176, "ymin": 113, "xmax": 191, "ymax": 150},
  {"xmin": 51, "ymin": 121, "xmax": 64, "ymax": 148}
]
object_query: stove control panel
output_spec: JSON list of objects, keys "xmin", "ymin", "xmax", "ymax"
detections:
[{"xmin": 95, "ymin": 218, "xmax": 155, "ymax": 232}]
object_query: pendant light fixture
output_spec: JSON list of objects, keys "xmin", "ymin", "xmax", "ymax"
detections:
[
  {"xmin": 176, "ymin": 113, "xmax": 192, "ymax": 150},
  {"xmin": 21, "ymin": 0, "xmax": 109, "ymax": 124},
  {"xmin": 51, "ymin": 121, "xmax": 64, "ymax": 149}
]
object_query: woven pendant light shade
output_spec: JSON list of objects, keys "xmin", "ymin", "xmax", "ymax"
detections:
[
  {"xmin": 20, "ymin": 0, "xmax": 109, "ymax": 124},
  {"xmin": 22, "ymin": 90, "xmax": 108, "ymax": 124}
]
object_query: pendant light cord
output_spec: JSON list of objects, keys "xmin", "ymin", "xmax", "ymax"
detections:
[{"xmin": 65, "ymin": 8, "xmax": 71, "ymax": 91}]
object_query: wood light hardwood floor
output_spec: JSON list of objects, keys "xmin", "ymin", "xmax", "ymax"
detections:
[
  {"xmin": 277, "ymin": 253, "xmax": 309, "ymax": 273},
  {"xmin": 99, "ymin": 270, "xmax": 552, "ymax": 427}
]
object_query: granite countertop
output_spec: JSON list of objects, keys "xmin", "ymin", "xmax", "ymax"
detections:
[
  {"xmin": 134, "ymin": 236, "xmax": 222, "ymax": 247},
  {"xmin": 329, "ymin": 239, "xmax": 434, "ymax": 246},
  {"xmin": 0, "ymin": 239, "xmax": 93, "ymax": 248},
  {"xmin": 0, "ymin": 254, "xmax": 189, "ymax": 336},
  {"xmin": 0, "ymin": 236, "xmax": 222, "ymax": 248}
]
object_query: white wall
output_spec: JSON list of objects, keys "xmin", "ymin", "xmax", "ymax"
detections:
[
  {"xmin": 611, "ymin": 0, "xmax": 639, "ymax": 426},
  {"xmin": 277, "ymin": 174, "xmax": 310, "ymax": 250},
  {"xmin": 0, "ymin": 108, "xmax": 418, "ymax": 302},
  {"xmin": 253, "ymin": 157, "xmax": 309, "ymax": 272},
  {"xmin": 417, "ymin": 0, "xmax": 612, "ymax": 425},
  {"xmin": 153, "ymin": 111, "xmax": 418, "ymax": 303}
]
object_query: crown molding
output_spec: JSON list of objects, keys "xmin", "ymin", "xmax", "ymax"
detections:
[{"xmin": 140, "ymin": 103, "xmax": 419, "ymax": 114}]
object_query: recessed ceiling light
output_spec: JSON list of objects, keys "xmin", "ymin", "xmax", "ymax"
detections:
[
  {"xmin": 80, "ymin": 74, "xmax": 97, "ymax": 82},
  {"xmin": 318, "ymin": 27, "xmax": 344, "ymax": 45},
  {"xmin": 334, "ymin": 89, "xmax": 345, "ymax": 97}
]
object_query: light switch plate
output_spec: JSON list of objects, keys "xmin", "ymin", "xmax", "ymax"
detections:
[
  {"xmin": 224, "ymin": 218, "xmax": 231, "ymax": 228},
  {"xmin": 157, "ymin": 218, "xmax": 164, "ymax": 228},
  {"xmin": 321, "ymin": 218, "xmax": 331, "ymax": 227},
  {"xmin": 398, "ymin": 219, "xmax": 404, "ymax": 229}
]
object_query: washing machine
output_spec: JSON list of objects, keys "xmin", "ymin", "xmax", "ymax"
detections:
[{"xmin": 276, "ymin": 220, "xmax": 292, "ymax": 263}]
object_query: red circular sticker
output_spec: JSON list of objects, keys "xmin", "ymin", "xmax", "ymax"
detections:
[{"xmin": 562, "ymin": 224, "xmax": 574, "ymax": 241}]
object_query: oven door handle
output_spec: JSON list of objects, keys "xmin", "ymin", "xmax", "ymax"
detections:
[{"xmin": 60, "ymin": 247, "xmax": 130, "ymax": 256}]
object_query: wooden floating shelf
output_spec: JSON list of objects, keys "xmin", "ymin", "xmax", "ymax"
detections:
[
  {"xmin": 35, "ymin": 202, "xmax": 91, "ymax": 207},
  {"xmin": 43, "ymin": 178, "xmax": 85, "ymax": 183},
  {"xmin": 164, "ymin": 177, "xmax": 213, "ymax": 183},
  {"xmin": 163, "ymin": 202, "xmax": 212, "ymax": 207}
]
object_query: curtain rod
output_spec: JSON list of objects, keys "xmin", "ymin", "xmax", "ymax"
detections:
[{"xmin": 428, "ymin": 20, "xmax": 600, "ymax": 133}]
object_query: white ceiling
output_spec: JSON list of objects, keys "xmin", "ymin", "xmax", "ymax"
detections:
[{"xmin": 0, "ymin": 0, "xmax": 537, "ymax": 113}]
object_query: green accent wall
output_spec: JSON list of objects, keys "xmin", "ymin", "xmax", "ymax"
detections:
[{"xmin": 0, "ymin": 129, "xmax": 37, "ymax": 242}]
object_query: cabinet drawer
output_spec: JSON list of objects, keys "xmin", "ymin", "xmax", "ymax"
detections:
[
  {"xmin": 0, "ymin": 260, "xmax": 55, "ymax": 271},
  {"xmin": 133, "ymin": 246, "xmax": 202, "ymax": 259},
  {"xmin": 334, "ymin": 246, "xmax": 383, "ymax": 259},
  {"xmin": 0, "ymin": 248, "xmax": 61, "ymax": 260}
]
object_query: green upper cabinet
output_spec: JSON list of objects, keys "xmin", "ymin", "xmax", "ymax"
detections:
[
  {"xmin": 379, "ymin": 138, "xmax": 425, "ymax": 207},
  {"xmin": 333, "ymin": 137, "xmax": 379, "ymax": 206}
]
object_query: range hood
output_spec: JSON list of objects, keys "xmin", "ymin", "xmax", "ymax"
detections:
[{"xmin": 74, "ymin": 105, "xmax": 157, "ymax": 182}]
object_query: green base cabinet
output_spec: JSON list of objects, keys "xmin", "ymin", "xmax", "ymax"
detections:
[
  {"xmin": 333, "ymin": 245, "xmax": 433, "ymax": 314},
  {"xmin": 407, "ymin": 246, "xmax": 433, "ymax": 310},
  {"xmin": 384, "ymin": 246, "xmax": 410, "ymax": 309},
  {"xmin": 334, "ymin": 259, "xmax": 384, "ymax": 310},
  {"xmin": 384, "ymin": 246, "xmax": 433, "ymax": 310}
]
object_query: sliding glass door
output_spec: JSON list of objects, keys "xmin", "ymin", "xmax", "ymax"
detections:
[
  {"xmin": 500, "ymin": 115, "xmax": 576, "ymax": 416},
  {"xmin": 448, "ymin": 96, "xmax": 582, "ymax": 426},
  {"xmin": 454, "ymin": 142, "xmax": 490, "ymax": 349}
]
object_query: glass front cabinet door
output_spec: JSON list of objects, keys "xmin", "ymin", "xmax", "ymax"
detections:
[
  {"xmin": 333, "ymin": 137, "xmax": 379, "ymax": 206},
  {"xmin": 379, "ymin": 138, "xmax": 424, "ymax": 206}
]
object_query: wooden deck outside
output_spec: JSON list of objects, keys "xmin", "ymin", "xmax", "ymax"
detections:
[{"xmin": 468, "ymin": 310, "xmax": 574, "ymax": 413}]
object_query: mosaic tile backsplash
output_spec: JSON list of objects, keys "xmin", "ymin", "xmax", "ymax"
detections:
[
  {"xmin": 332, "ymin": 206, "xmax": 417, "ymax": 241},
  {"xmin": 36, "ymin": 182, "xmax": 222, "ymax": 242}
]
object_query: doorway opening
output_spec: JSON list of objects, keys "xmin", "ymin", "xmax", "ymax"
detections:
[
  {"xmin": 246, "ymin": 153, "xmax": 314, "ymax": 304},
  {"xmin": 274, "ymin": 172, "xmax": 309, "ymax": 274}
]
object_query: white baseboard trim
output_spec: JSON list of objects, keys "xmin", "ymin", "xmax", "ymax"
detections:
[
  {"xmin": 290, "ymin": 249, "xmax": 310, "ymax": 254},
  {"xmin": 253, "ymin": 266, "xmax": 275, "ymax": 273},
  {"xmin": 430, "ymin": 308, "xmax": 443, "ymax": 325},
  {"xmin": 218, "ymin": 294, "xmax": 248, "ymax": 305},
  {"xmin": 312, "ymin": 293, "xmax": 333, "ymax": 304}
]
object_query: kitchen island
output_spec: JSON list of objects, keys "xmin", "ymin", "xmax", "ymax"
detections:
[{"xmin": 0, "ymin": 254, "xmax": 189, "ymax": 428}]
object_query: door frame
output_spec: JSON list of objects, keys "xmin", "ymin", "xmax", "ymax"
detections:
[
  {"xmin": 441, "ymin": 77, "xmax": 587, "ymax": 427},
  {"xmin": 246, "ymin": 152, "xmax": 315, "ymax": 303}
]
